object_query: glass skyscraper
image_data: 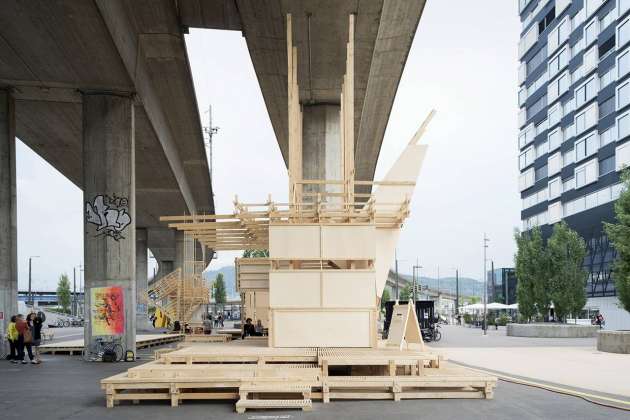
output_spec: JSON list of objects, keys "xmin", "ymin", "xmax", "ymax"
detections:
[{"xmin": 518, "ymin": 0, "xmax": 630, "ymax": 329}]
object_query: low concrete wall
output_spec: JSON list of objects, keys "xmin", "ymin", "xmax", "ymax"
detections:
[
  {"xmin": 506, "ymin": 323, "xmax": 598, "ymax": 338},
  {"xmin": 597, "ymin": 330, "xmax": 630, "ymax": 354}
]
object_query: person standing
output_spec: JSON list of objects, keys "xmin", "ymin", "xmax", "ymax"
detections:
[
  {"xmin": 29, "ymin": 313, "xmax": 43, "ymax": 364},
  {"xmin": 15, "ymin": 314, "xmax": 34, "ymax": 364},
  {"xmin": 6, "ymin": 315, "xmax": 18, "ymax": 362}
]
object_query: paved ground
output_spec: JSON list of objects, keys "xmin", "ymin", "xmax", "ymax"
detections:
[
  {"xmin": 428, "ymin": 325, "xmax": 630, "ymax": 398},
  {"xmin": 0, "ymin": 347, "xmax": 628, "ymax": 420}
]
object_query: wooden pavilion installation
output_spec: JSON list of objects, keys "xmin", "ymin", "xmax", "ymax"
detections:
[{"xmin": 101, "ymin": 15, "xmax": 497, "ymax": 412}]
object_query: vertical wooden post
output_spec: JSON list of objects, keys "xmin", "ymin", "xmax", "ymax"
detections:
[
  {"xmin": 345, "ymin": 14, "xmax": 355, "ymax": 209},
  {"xmin": 287, "ymin": 14, "xmax": 303, "ymax": 208}
]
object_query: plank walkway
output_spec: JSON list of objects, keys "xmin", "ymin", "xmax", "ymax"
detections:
[
  {"xmin": 101, "ymin": 341, "xmax": 497, "ymax": 411},
  {"xmin": 40, "ymin": 334, "xmax": 184, "ymax": 355}
]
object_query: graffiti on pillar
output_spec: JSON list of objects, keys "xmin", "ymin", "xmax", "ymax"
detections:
[
  {"xmin": 85, "ymin": 195, "xmax": 131, "ymax": 241},
  {"xmin": 91, "ymin": 286, "xmax": 125, "ymax": 336}
]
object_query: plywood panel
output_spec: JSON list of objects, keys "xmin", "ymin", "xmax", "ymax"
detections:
[
  {"xmin": 269, "ymin": 225, "xmax": 321, "ymax": 259},
  {"xmin": 269, "ymin": 271, "xmax": 321, "ymax": 308},
  {"xmin": 322, "ymin": 271, "xmax": 376, "ymax": 308},
  {"xmin": 242, "ymin": 290, "xmax": 269, "ymax": 327},
  {"xmin": 272, "ymin": 310, "xmax": 371, "ymax": 347},
  {"xmin": 321, "ymin": 225, "xmax": 375, "ymax": 259}
]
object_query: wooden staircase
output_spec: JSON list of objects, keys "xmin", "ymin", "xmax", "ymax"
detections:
[
  {"xmin": 147, "ymin": 265, "xmax": 210, "ymax": 324},
  {"xmin": 236, "ymin": 382, "xmax": 313, "ymax": 414}
]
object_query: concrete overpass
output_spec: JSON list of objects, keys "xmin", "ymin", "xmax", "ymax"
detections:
[
  {"xmin": 0, "ymin": 0, "xmax": 426, "ymax": 353},
  {"xmin": 178, "ymin": 0, "xmax": 427, "ymax": 188},
  {"xmin": 0, "ymin": 0, "xmax": 213, "ymax": 352}
]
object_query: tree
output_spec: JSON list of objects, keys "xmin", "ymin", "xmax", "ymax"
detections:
[
  {"xmin": 604, "ymin": 169, "xmax": 630, "ymax": 315},
  {"xmin": 57, "ymin": 273, "xmax": 71, "ymax": 314},
  {"xmin": 399, "ymin": 284, "xmax": 412, "ymax": 301},
  {"xmin": 515, "ymin": 227, "xmax": 550, "ymax": 321},
  {"xmin": 213, "ymin": 272, "xmax": 227, "ymax": 306},
  {"xmin": 243, "ymin": 249, "xmax": 269, "ymax": 258},
  {"xmin": 381, "ymin": 289, "xmax": 391, "ymax": 308},
  {"xmin": 547, "ymin": 222, "xmax": 588, "ymax": 321}
]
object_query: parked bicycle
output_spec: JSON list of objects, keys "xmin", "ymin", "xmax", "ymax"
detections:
[{"xmin": 82, "ymin": 336, "xmax": 124, "ymax": 362}]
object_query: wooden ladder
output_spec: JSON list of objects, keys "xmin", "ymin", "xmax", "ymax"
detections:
[{"xmin": 236, "ymin": 382, "xmax": 313, "ymax": 414}]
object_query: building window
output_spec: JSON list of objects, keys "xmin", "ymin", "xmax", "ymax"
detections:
[
  {"xmin": 548, "ymin": 128, "xmax": 562, "ymax": 151},
  {"xmin": 619, "ymin": 18, "xmax": 630, "ymax": 49},
  {"xmin": 618, "ymin": 112, "xmax": 630, "ymax": 140},
  {"xmin": 548, "ymin": 201, "xmax": 562, "ymax": 224},
  {"xmin": 539, "ymin": 7, "xmax": 556, "ymax": 34},
  {"xmin": 535, "ymin": 164, "xmax": 548, "ymax": 182},
  {"xmin": 619, "ymin": 81, "xmax": 630, "ymax": 110},
  {"xmin": 527, "ymin": 46, "xmax": 547, "ymax": 76},
  {"xmin": 563, "ymin": 148, "xmax": 575, "ymax": 166},
  {"xmin": 548, "ymin": 152, "xmax": 562, "ymax": 176},
  {"xmin": 600, "ymin": 125, "xmax": 617, "ymax": 146},
  {"xmin": 575, "ymin": 77, "xmax": 598, "ymax": 109},
  {"xmin": 549, "ymin": 103, "xmax": 562, "ymax": 128},
  {"xmin": 519, "ymin": 167, "xmax": 535, "ymax": 191},
  {"xmin": 616, "ymin": 141, "xmax": 630, "ymax": 170},
  {"xmin": 600, "ymin": 96, "xmax": 615, "ymax": 118},
  {"xmin": 563, "ymin": 177, "xmax": 574, "ymax": 192},
  {"xmin": 548, "ymin": 16, "xmax": 570, "ymax": 54},
  {"xmin": 548, "ymin": 177, "xmax": 561, "ymax": 199},
  {"xmin": 575, "ymin": 132, "xmax": 599, "ymax": 162},
  {"xmin": 536, "ymin": 140, "xmax": 549, "ymax": 158},
  {"xmin": 599, "ymin": 35, "xmax": 616, "ymax": 59},
  {"xmin": 548, "ymin": 72, "xmax": 570, "ymax": 103},
  {"xmin": 584, "ymin": 19, "xmax": 599, "ymax": 47},
  {"xmin": 575, "ymin": 158, "xmax": 599, "ymax": 189},
  {"xmin": 583, "ymin": 46, "xmax": 599, "ymax": 75},
  {"xmin": 528, "ymin": 94, "xmax": 547, "ymax": 119},
  {"xmin": 549, "ymin": 47, "xmax": 569, "ymax": 78},
  {"xmin": 619, "ymin": 48, "xmax": 630, "ymax": 80},
  {"xmin": 601, "ymin": 65, "xmax": 616, "ymax": 88},
  {"xmin": 599, "ymin": 155, "xmax": 615, "ymax": 176},
  {"xmin": 575, "ymin": 103, "xmax": 599, "ymax": 135}
]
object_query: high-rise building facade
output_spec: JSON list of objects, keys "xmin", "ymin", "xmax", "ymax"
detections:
[
  {"xmin": 487, "ymin": 268, "xmax": 518, "ymax": 305},
  {"xmin": 518, "ymin": 0, "xmax": 630, "ymax": 329}
]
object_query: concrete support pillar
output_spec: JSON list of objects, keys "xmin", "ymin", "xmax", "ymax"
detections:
[
  {"xmin": 302, "ymin": 104, "xmax": 342, "ymax": 199},
  {"xmin": 136, "ymin": 228, "xmax": 150, "ymax": 330},
  {"xmin": 175, "ymin": 230, "xmax": 185, "ymax": 271},
  {"xmin": 0, "ymin": 90, "xmax": 17, "ymax": 348},
  {"xmin": 83, "ymin": 93, "xmax": 136, "ymax": 355},
  {"xmin": 156, "ymin": 260, "xmax": 174, "ymax": 280}
]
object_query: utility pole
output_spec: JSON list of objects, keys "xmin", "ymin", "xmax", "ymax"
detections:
[
  {"xmin": 483, "ymin": 234, "xmax": 489, "ymax": 336},
  {"xmin": 412, "ymin": 260, "xmax": 423, "ymax": 304},
  {"xmin": 437, "ymin": 265, "xmax": 440, "ymax": 295},
  {"xmin": 455, "ymin": 268, "xmax": 459, "ymax": 315},
  {"xmin": 28, "ymin": 256, "xmax": 40, "ymax": 307},
  {"xmin": 73, "ymin": 266, "xmax": 77, "ymax": 317},
  {"xmin": 395, "ymin": 249, "xmax": 399, "ymax": 301}
]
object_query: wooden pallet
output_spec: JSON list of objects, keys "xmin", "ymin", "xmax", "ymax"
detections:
[
  {"xmin": 100, "ymin": 342, "xmax": 497, "ymax": 410},
  {"xmin": 184, "ymin": 334, "xmax": 231, "ymax": 343},
  {"xmin": 40, "ymin": 334, "xmax": 184, "ymax": 355},
  {"xmin": 236, "ymin": 382, "xmax": 313, "ymax": 413}
]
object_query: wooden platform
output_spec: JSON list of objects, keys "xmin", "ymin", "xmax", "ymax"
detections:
[
  {"xmin": 184, "ymin": 334, "xmax": 231, "ymax": 343},
  {"xmin": 101, "ymin": 341, "xmax": 496, "ymax": 411},
  {"xmin": 40, "ymin": 334, "xmax": 184, "ymax": 355}
]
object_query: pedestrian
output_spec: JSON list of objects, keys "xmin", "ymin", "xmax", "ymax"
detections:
[
  {"xmin": 596, "ymin": 313, "xmax": 605, "ymax": 329},
  {"xmin": 219, "ymin": 313, "xmax": 224, "ymax": 328},
  {"xmin": 28, "ymin": 313, "xmax": 43, "ymax": 364},
  {"xmin": 6, "ymin": 315, "xmax": 18, "ymax": 362},
  {"xmin": 15, "ymin": 314, "xmax": 35, "ymax": 364}
]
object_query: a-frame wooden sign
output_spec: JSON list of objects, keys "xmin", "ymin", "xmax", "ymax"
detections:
[{"xmin": 386, "ymin": 301, "xmax": 424, "ymax": 351}]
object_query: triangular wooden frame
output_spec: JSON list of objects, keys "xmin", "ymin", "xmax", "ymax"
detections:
[{"xmin": 386, "ymin": 301, "xmax": 424, "ymax": 351}]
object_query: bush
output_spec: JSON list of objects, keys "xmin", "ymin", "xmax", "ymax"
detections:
[
  {"xmin": 497, "ymin": 314, "xmax": 510, "ymax": 326},
  {"xmin": 463, "ymin": 313, "xmax": 473, "ymax": 325}
]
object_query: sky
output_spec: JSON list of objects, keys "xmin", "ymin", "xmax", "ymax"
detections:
[{"xmin": 15, "ymin": 0, "xmax": 521, "ymax": 291}]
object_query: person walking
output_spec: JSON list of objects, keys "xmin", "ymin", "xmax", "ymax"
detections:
[
  {"xmin": 15, "ymin": 314, "xmax": 35, "ymax": 364},
  {"xmin": 28, "ymin": 313, "xmax": 43, "ymax": 364},
  {"xmin": 6, "ymin": 315, "xmax": 18, "ymax": 362}
]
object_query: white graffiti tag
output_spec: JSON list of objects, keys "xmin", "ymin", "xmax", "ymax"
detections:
[{"xmin": 85, "ymin": 195, "xmax": 131, "ymax": 241}]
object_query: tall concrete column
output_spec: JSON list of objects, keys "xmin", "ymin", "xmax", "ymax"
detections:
[
  {"xmin": 0, "ymin": 90, "xmax": 17, "ymax": 348},
  {"xmin": 83, "ymin": 93, "xmax": 136, "ymax": 355},
  {"xmin": 175, "ymin": 230, "xmax": 185, "ymax": 271},
  {"xmin": 302, "ymin": 104, "xmax": 342, "ymax": 199},
  {"xmin": 136, "ymin": 228, "xmax": 150, "ymax": 330},
  {"xmin": 156, "ymin": 260, "xmax": 174, "ymax": 280}
]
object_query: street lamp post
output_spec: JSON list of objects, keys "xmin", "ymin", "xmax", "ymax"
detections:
[
  {"xmin": 412, "ymin": 263, "xmax": 423, "ymax": 304},
  {"xmin": 483, "ymin": 234, "xmax": 490, "ymax": 336},
  {"xmin": 28, "ymin": 256, "xmax": 40, "ymax": 307}
]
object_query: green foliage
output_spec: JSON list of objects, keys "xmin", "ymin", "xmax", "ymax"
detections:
[
  {"xmin": 381, "ymin": 289, "xmax": 391, "ymax": 308},
  {"xmin": 57, "ymin": 273, "xmax": 72, "ymax": 313},
  {"xmin": 604, "ymin": 169, "xmax": 630, "ymax": 314},
  {"xmin": 243, "ymin": 249, "xmax": 270, "ymax": 258},
  {"xmin": 514, "ymin": 227, "xmax": 549, "ymax": 321},
  {"xmin": 463, "ymin": 313, "xmax": 473, "ymax": 325},
  {"xmin": 547, "ymin": 221, "xmax": 588, "ymax": 321},
  {"xmin": 213, "ymin": 272, "xmax": 227, "ymax": 305},
  {"xmin": 399, "ymin": 284, "xmax": 412, "ymax": 301},
  {"xmin": 468, "ymin": 296, "xmax": 480, "ymax": 304},
  {"xmin": 497, "ymin": 314, "xmax": 510, "ymax": 326}
]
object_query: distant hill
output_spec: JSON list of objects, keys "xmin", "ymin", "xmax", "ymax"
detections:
[
  {"xmin": 202, "ymin": 265, "xmax": 485, "ymax": 300},
  {"xmin": 393, "ymin": 272, "xmax": 484, "ymax": 297},
  {"xmin": 203, "ymin": 266, "xmax": 238, "ymax": 300}
]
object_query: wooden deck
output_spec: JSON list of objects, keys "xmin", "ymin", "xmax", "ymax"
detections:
[
  {"xmin": 101, "ymin": 341, "xmax": 497, "ymax": 411},
  {"xmin": 40, "ymin": 334, "xmax": 184, "ymax": 355}
]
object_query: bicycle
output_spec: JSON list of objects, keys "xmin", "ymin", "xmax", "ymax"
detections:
[{"xmin": 82, "ymin": 336, "xmax": 124, "ymax": 362}]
